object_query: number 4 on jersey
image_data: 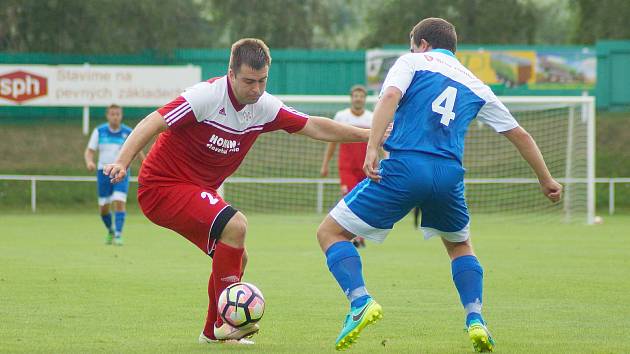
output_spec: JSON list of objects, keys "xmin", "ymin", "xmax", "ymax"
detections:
[{"xmin": 432, "ymin": 86, "xmax": 457, "ymax": 126}]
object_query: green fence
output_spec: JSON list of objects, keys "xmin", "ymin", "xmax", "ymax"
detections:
[
  {"xmin": 1, "ymin": 41, "xmax": 629, "ymax": 121},
  {"xmin": 597, "ymin": 41, "xmax": 630, "ymax": 111},
  {"xmin": 0, "ymin": 49, "xmax": 365, "ymax": 121},
  {"xmin": 174, "ymin": 49, "xmax": 365, "ymax": 95}
]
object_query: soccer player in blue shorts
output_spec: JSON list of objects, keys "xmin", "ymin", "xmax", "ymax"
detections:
[
  {"xmin": 84, "ymin": 104, "xmax": 144, "ymax": 245},
  {"xmin": 316, "ymin": 18, "xmax": 563, "ymax": 352}
]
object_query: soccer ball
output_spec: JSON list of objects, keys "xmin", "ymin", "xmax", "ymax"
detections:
[{"xmin": 218, "ymin": 282, "xmax": 265, "ymax": 328}]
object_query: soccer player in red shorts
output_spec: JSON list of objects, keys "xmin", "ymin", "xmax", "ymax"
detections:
[
  {"xmin": 320, "ymin": 85, "xmax": 373, "ymax": 248},
  {"xmin": 104, "ymin": 38, "xmax": 371, "ymax": 345}
]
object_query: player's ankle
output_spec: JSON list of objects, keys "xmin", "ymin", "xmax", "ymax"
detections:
[
  {"xmin": 351, "ymin": 294, "xmax": 370, "ymax": 308},
  {"xmin": 203, "ymin": 329, "xmax": 217, "ymax": 340},
  {"xmin": 466, "ymin": 312, "xmax": 484, "ymax": 327}
]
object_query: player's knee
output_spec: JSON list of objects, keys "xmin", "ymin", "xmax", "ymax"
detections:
[
  {"xmin": 228, "ymin": 212, "xmax": 248, "ymax": 235},
  {"xmin": 318, "ymin": 215, "xmax": 357, "ymax": 251},
  {"xmin": 221, "ymin": 212, "xmax": 248, "ymax": 246},
  {"xmin": 99, "ymin": 204, "xmax": 110, "ymax": 215},
  {"xmin": 316, "ymin": 216, "xmax": 343, "ymax": 250},
  {"xmin": 442, "ymin": 238, "xmax": 474, "ymax": 260},
  {"xmin": 316, "ymin": 220, "xmax": 329, "ymax": 241},
  {"xmin": 112, "ymin": 201, "xmax": 125, "ymax": 212}
]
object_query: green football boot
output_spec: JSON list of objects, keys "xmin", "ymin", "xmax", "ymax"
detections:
[
  {"xmin": 105, "ymin": 230, "xmax": 114, "ymax": 245},
  {"xmin": 468, "ymin": 320, "xmax": 495, "ymax": 352},
  {"xmin": 335, "ymin": 298, "xmax": 383, "ymax": 351}
]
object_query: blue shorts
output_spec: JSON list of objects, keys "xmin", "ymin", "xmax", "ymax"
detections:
[
  {"xmin": 97, "ymin": 169, "xmax": 129, "ymax": 206},
  {"xmin": 329, "ymin": 152, "xmax": 470, "ymax": 243}
]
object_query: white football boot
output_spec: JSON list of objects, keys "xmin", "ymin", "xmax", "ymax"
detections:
[
  {"xmin": 198, "ymin": 322, "xmax": 259, "ymax": 344},
  {"xmin": 198, "ymin": 332, "xmax": 255, "ymax": 345}
]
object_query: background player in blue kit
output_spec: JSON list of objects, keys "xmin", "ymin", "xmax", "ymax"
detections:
[
  {"xmin": 84, "ymin": 104, "xmax": 144, "ymax": 245},
  {"xmin": 316, "ymin": 18, "xmax": 563, "ymax": 352}
]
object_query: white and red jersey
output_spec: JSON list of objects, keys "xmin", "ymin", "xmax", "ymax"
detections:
[
  {"xmin": 334, "ymin": 108, "xmax": 373, "ymax": 171},
  {"xmin": 139, "ymin": 76, "xmax": 309, "ymax": 190}
]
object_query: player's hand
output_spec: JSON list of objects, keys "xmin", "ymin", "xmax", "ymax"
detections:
[
  {"xmin": 363, "ymin": 146, "xmax": 381, "ymax": 182},
  {"xmin": 320, "ymin": 165, "xmax": 329, "ymax": 177},
  {"xmin": 86, "ymin": 161, "xmax": 96, "ymax": 172},
  {"xmin": 103, "ymin": 163, "xmax": 127, "ymax": 184},
  {"xmin": 540, "ymin": 178, "xmax": 562, "ymax": 202}
]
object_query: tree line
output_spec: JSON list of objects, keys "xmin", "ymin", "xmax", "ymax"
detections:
[{"xmin": 1, "ymin": 0, "xmax": 628, "ymax": 54}]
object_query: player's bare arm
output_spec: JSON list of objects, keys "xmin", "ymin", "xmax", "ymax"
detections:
[
  {"xmin": 84, "ymin": 148, "xmax": 96, "ymax": 172},
  {"xmin": 296, "ymin": 116, "xmax": 369, "ymax": 143},
  {"xmin": 502, "ymin": 126, "xmax": 563, "ymax": 202},
  {"xmin": 363, "ymin": 86, "xmax": 401, "ymax": 182},
  {"xmin": 320, "ymin": 142, "xmax": 338, "ymax": 177},
  {"xmin": 104, "ymin": 111, "xmax": 167, "ymax": 183}
]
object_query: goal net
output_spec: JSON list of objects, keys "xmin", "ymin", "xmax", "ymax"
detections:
[{"xmin": 223, "ymin": 95, "xmax": 595, "ymax": 224}]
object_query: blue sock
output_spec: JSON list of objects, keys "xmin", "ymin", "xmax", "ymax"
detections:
[
  {"xmin": 451, "ymin": 255, "xmax": 484, "ymax": 327},
  {"xmin": 114, "ymin": 211, "xmax": 126, "ymax": 237},
  {"xmin": 325, "ymin": 241, "xmax": 370, "ymax": 308},
  {"xmin": 101, "ymin": 213, "xmax": 112, "ymax": 231}
]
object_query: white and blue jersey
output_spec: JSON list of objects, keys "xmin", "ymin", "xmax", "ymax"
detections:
[
  {"xmin": 87, "ymin": 123, "xmax": 132, "ymax": 205},
  {"xmin": 87, "ymin": 123, "xmax": 133, "ymax": 169},
  {"xmin": 330, "ymin": 49, "xmax": 518, "ymax": 243},
  {"xmin": 382, "ymin": 49, "xmax": 518, "ymax": 162}
]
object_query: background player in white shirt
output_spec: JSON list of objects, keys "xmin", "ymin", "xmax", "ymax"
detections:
[
  {"xmin": 84, "ymin": 104, "xmax": 144, "ymax": 245},
  {"xmin": 316, "ymin": 18, "xmax": 562, "ymax": 351}
]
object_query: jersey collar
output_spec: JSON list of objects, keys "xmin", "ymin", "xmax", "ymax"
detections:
[
  {"xmin": 431, "ymin": 48, "xmax": 456, "ymax": 58},
  {"xmin": 350, "ymin": 108, "xmax": 365, "ymax": 117},
  {"xmin": 108, "ymin": 124, "xmax": 121, "ymax": 133}
]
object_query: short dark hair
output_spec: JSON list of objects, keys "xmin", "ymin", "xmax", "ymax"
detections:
[
  {"xmin": 229, "ymin": 38, "xmax": 272, "ymax": 73},
  {"xmin": 350, "ymin": 84, "xmax": 367, "ymax": 95},
  {"xmin": 410, "ymin": 18, "xmax": 457, "ymax": 53},
  {"xmin": 107, "ymin": 104, "xmax": 121, "ymax": 112}
]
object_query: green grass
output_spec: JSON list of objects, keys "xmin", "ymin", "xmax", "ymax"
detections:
[{"xmin": 1, "ymin": 212, "xmax": 630, "ymax": 353}]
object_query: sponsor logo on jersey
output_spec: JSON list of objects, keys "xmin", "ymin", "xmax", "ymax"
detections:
[
  {"xmin": 206, "ymin": 134, "xmax": 240, "ymax": 154},
  {"xmin": 219, "ymin": 107, "xmax": 226, "ymax": 116},
  {"xmin": 0, "ymin": 70, "xmax": 48, "ymax": 103},
  {"xmin": 239, "ymin": 109, "xmax": 253, "ymax": 123},
  {"xmin": 424, "ymin": 54, "xmax": 474, "ymax": 79}
]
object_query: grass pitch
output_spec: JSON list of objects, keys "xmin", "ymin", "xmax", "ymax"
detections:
[{"xmin": 1, "ymin": 212, "xmax": 629, "ymax": 353}]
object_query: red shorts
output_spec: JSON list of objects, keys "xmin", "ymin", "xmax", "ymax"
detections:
[
  {"xmin": 339, "ymin": 169, "xmax": 367, "ymax": 195},
  {"xmin": 138, "ymin": 184, "xmax": 237, "ymax": 257}
]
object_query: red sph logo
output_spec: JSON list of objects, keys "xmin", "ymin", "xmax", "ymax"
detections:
[{"xmin": 0, "ymin": 70, "xmax": 48, "ymax": 103}]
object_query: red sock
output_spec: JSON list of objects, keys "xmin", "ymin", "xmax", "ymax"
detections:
[
  {"xmin": 212, "ymin": 241, "xmax": 244, "ymax": 326},
  {"xmin": 202, "ymin": 273, "xmax": 217, "ymax": 339}
]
